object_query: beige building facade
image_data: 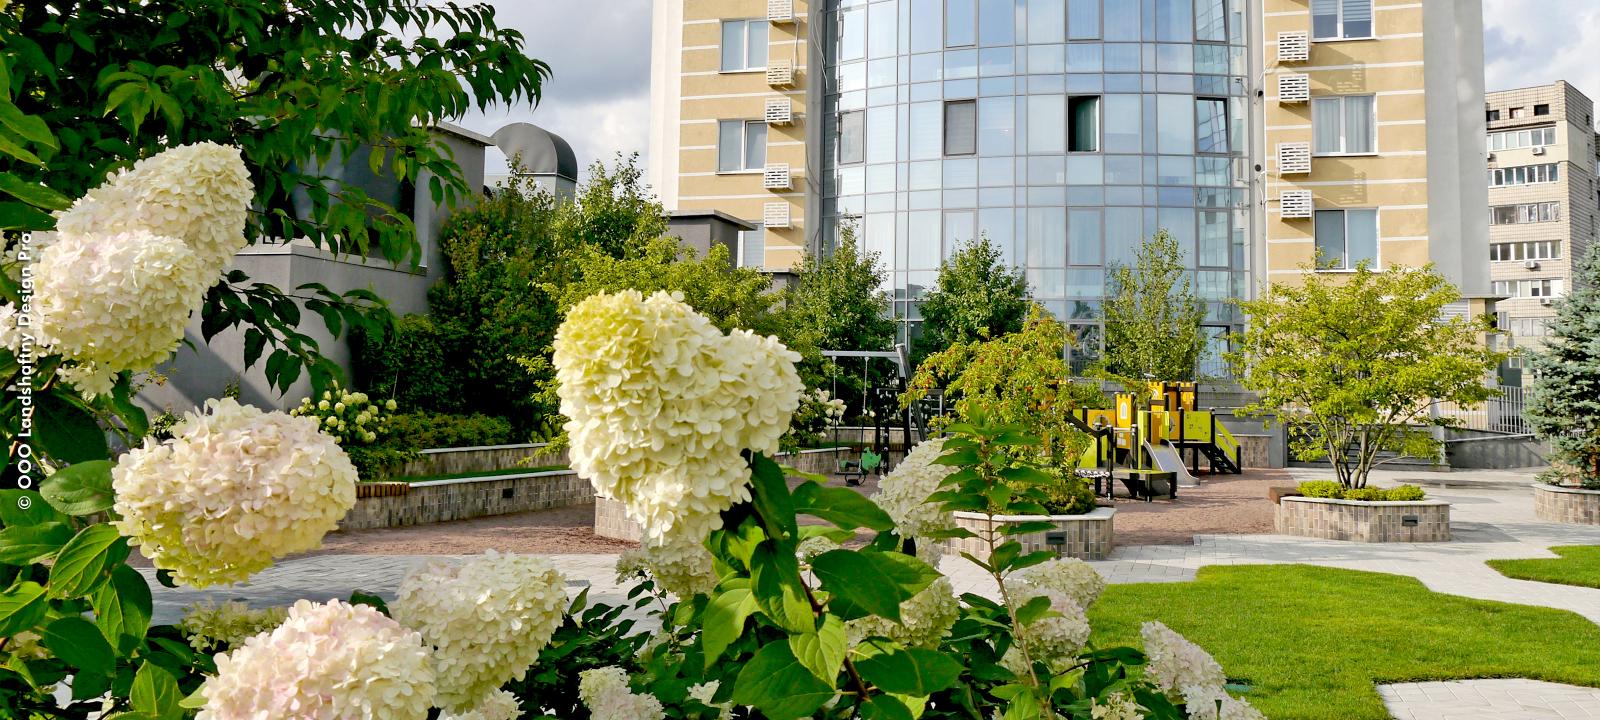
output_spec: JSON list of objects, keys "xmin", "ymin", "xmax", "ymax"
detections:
[
  {"xmin": 1260, "ymin": 0, "xmax": 1489, "ymax": 300},
  {"xmin": 1483, "ymin": 81, "xmax": 1599, "ymax": 348}
]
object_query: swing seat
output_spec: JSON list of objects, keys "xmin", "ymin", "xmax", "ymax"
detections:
[{"xmin": 838, "ymin": 458, "xmax": 866, "ymax": 486}]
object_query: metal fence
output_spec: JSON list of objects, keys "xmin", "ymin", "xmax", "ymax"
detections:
[{"xmin": 1430, "ymin": 385, "xmax": 1530, "ymax": 435}]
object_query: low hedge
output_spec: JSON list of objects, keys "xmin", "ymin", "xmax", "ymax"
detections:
[
  {"xmin": 386, "ymin": 412, "xmax": 519, "ymax": 449},
  {"xmin": 1297, "ymin": 480, "xmax": 1427, "ymax": 502}
]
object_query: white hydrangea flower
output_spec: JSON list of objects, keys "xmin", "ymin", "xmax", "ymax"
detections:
[
  {"xmin": 796, "ymin": 535, "xmax": 841, "ymax": 563},
  {"xmin": 197, "ymin": 599, "xmax": 435, "ymax": 720},
  {"xmin": 112, "ymin": 398, "xmax": 357, "ymax": 588},
  {"xmin": 1001, "ymin": 588, "xmax": 1091, "ymax": 675},
  {"xmin": 615, "ymin": 533, "xmax": 719, "ymax": 598},
  {"xmin": 56, "ymin": 362, "xmax": 117, "ymax": 400},
  {"xmin": 578, "ymin": 667, "xmax": 665, "ymax": 720},
  {"xmin": 846, "ymin": 576, "xmax": 960, "ymax": 649},
  {"xmin": 55, "ymin": 142, "xmax": 253, "ymax": 273},
  {"xmin": 1141, "ymin": 621, "xmax": 1231, "ymax": 711},
  {"xmin": 872, "ymin": 438, "xmax": 956, "ymax": 564},
  {"xmin": 553, "ymin": 290, "xmax": 803, "ymax": 543},
  {"xmin": 438, "ymin": 689, "xmax": 522, "ymax": 720},
  {"xmin": 688, "ymin": 681, "xmax": 733, "ymax": 720},
  {"xmin": 1014, "ymin": 558, "xmax": 1107, "ymax": 609},
  {"xmin": 391, "ymin": 551, "xmax": 567, "ymax": 711},
  {"xmin": 0, "ymin": 303, "xmax": 25, "ymax": 355},
  {"xmin": 1090, "ymin": 692, "xmax": 1143, "ymax": 720},
  {"xmin": 178, "ymin": 600, "xmax": 289, "ymax": 652},
  {"xmin": 1181, "ymin": 685, "xmax": 1266, "ymax": 720},
  {"xmin": 35, "ymin": 229, "xmax": 209, "ymax": 375}
]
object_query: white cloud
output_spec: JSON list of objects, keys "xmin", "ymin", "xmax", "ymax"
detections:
[{"xmin": 1483, "ymin": 0, "xmax": 1600, "ymax": 113}]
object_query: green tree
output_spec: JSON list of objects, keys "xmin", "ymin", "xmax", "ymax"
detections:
[
  {"xmin": 1525, "ymin": 248, "xmax": 1600, "ymax": 487},
  {"xmin": 1099, "ymin": 229, "xmax": 1207, "ymax": 386},
  {"xmin": 916, "ymin": 235, "xmax": 1031, "ymax": 362},
  {"xmin": 1227, "ymin": 263, "xmax": 1505, "ymax": 488},
  {"xmin": 4, "ymin": 0, "xmax": 548, "ymax": 392},
  {"xmin": 784, "ymin": 225, "xmax": 896, "ymax": 354}
]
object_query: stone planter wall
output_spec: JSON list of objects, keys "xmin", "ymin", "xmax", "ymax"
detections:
[
  {"xmin": 339, "ymin": 470, "xmax": 592, "ymax": 531},
  {"xmin": 397, "ymin": 443, "xmax": 568, "ymax": 478},
  {"xmin": 1532, "ymin": 484, "xmax": 1600, "ymax": 525},
  {"xmin": 943, "ymin": 509, "xmax": 1116, "ymax": 561},
  {"xmin": 1275, "ymin": 496, "xmax": 1450, "ymax": 542},
  {"xmin": 594, "ymin": 448, "xmax": 856, "ymax": 541}
]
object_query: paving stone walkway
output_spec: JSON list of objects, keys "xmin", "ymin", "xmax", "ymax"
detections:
[{"xmin": 1380, "ymin": 679, "xmax": 1600, "ymax": 720}]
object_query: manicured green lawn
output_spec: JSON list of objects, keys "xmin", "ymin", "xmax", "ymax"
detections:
[
  {"xmin": 1086, "ymin": 565, "xmax": 1600, "ymax": 720},
  {"xmin": 398, "ymin": 465, "xmax": 569, "ymax": 484},
  {"xmin": 1487, "ymin": 546, "xmax": 1600, "ymax": 589}
]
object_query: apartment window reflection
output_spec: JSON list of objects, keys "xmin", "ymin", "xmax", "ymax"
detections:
[
  {"xmin": 1314, "ymin": 209, "xmax": 1378, "ymax": 270},
  {"xmin": 1068, "ymin": 0, "xmax": 1100, "ymax": 39},
  {"xmin": 944, "ymin": 100, "xmax": 978, "ymax": 156},
  {"xmin": 1195, "ymin": 0, "xmax": 1227, "ymax": 41},
  {"xmin": 720, "ymin": 20, "xmax": 768, "ymax": 72},
  {"xmin": 839, "ymin": 110, "xmax": 865, "ymax": 164},
  {"xmin": 978, "ymin": 0, "xmax": 1015, "ymax": 45},
  {"xmin": 947, "ymin": 0, "xmax": 976, "ymax": 47},
  {"xmin": 1312, "ymin": 0, "xmax": 1372, "ymax": 40},
  {"xmin": 1195, "ymin": 98, "xmax": 1228, "ymax": 153}
]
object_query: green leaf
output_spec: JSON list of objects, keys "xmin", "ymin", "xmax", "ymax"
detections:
[
  {"xmin": 179, "ymin": 685, "xmax": 207, "ymax": 709},
  {"xmin": 0, "ymin": 490, "xmax": 68, "ymax": 527},
  {"xmin": 855, "ymin": 646, "xmax": 964, "ymax": 696},
  {"xmin": 748, "ymin": 453, "xmax": 798, "ymax": 540},
  {"xmin": 860, "ymin": 694, "xmax": 916, "ymax": 720},
  {"xmin": 92, "ymin": 565, "xmax": 152, "ymax": 655},
  {"xmin": 0, "ymin": 173, "xmax": 72, "ymax": 210},
  {"xmin": 787, "ymin": 614, "xmax": 847, "ymax": 686},
  {"xmin": 110, "ymin": 382, "xmax": 150, "ymax": 439},
  {"xmin": 0, "ymin": 101, "xmax": 56, "ymax": 149},
  {"xmin": 0, "ymin": 581, "xmax": 48, "ymax": 636},
  {"xmin": 0, "ymin": 522, "xmax": 73, "ymax": 565},
  {"xmin": 731, "ymin": 641, "xmax": 837, "ymax": 719},
  {"xmin": 793, "ymin": 482, "xmax": 895, "ymax": 531},
  {"xmin": 750, "ymin": 543, "xmax": 815, "ymax": 635},
  {"xmin": 35, "ymin": 391, "xmax": 109, "ymax": 463},
  {"xmin": 0, "ymin": 200, "xmax": 53, "ymax": 230},
  {"xmin": 702, "ymin": 583, "xmax": 757, "ymax": 668},
  {"xmin": 1012, "ymin": 594, "xmax": 1053, "ymax": 627},
  {"xmin": 810, "ymin": 550, "xmax": 940, "ymax": 621},
  {"xmin": 39, "ymin": 460, "xmax": 116, "ymax": 516},
  {"xmin": 42, "ymin": 616, "xmax": 116, "ymax": 678},
  {"xmin": 48, "ymin": 524, "xmax": 128, "ymax": 598},
  {"xmin": 347, "ymin": 590, "xmax": 390, "ymax": 615},
  {"xmin": 131, "ymin": 662, "xmax": 183, "ymax": 720}
]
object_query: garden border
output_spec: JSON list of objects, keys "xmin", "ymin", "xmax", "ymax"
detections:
[
  {"xmin": 1532, "ymin": 484, "xmax": 1600, "ymax": 525},
  {"xmin": 1275, "ymin": 496, "xmax": 1451, "ymax": 542},
  {"xmin": 943, "ymin": 508, "xmax": 1116, "ymax": 561}
]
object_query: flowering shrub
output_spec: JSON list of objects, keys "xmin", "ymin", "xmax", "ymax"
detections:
[
  {"xmin": 112, "ymin": 397, "xmax": 358, "ymax": 587},
  {"xmin": 782, "ymin": 388, "xmax": 848, "ymax": 451},
  {"xmin": 178, "ymin": 601, "xmax": 289, "ymax": 653},
  {"xmin": 578, "ymin": 666, "xmax": 667, "ymax": 720},
  {"xmin": 290, "ymin": 383, "xmax": 415, "ymax": 480}
]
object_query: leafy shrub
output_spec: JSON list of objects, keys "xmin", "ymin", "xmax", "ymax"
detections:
[
  {"xmin": 1040, "ymin": 469, "xmax": 1099, "ymax": 515},
  {"xmin": 1297, "ymin": 480, "xmax": 1345, "ymax": 498},
  {"xmin": 352, "ymin": 314, "xmax": 470, "ymax": 415},
  {"xmin": 1383, "ymin": 484, "xmax": 1427, "ymax": 501},
  {"xmin": 508, "ymin": 591, "xmax": 649, "ymax": 719},
  {"xmin": 1340, "ymin": 487, "xmax": 1388, "ymax": 502},
  {"xmin": 289, "ymin": 384, "xmax": 414, "ymax": 481},
  {"xmin": 779, "ymin": 389, "xmax": 846, "ymax": 452},
  {"xmin": 385, "ymin": 411, "xmax": 518, "ymax": 449}
]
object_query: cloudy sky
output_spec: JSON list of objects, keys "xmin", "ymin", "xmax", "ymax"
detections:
[{"xmin": 455, "ymin": 0, "xmax": 1600, "ymax": 180}]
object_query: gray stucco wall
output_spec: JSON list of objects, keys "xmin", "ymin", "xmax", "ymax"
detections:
[{"xmin": 1423, "ymin": 0, "xmax": 1491, "ymax": 296}]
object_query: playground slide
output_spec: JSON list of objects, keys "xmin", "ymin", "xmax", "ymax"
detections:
[{"xmin": 1144, "ymin": 440, "xmax": 1200, "ymax": 488}]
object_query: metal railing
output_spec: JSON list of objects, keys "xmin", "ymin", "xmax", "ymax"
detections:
[{"xmin": 1430, "ymin": 385, "xmax": 1530, "ymax": 435}]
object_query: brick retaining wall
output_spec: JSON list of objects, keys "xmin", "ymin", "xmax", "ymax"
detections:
[
  {"xmin": 398, "ymin": 443, "xmax": 569, "ymax": 478},
  {"xmin": 1275, "ymin": 496, "xmax": 1451, "ymax": 542},
  {"xmin": 1533, "ymin": 484, "xmax": 1600, "ymax": 525},
  {"xmin": 339, "ymin": 470, "xmax": 592, "ymax": 531},
  {"xmin": 943, "ymin": 509, "xmax": 1116, "ymax": 561}
]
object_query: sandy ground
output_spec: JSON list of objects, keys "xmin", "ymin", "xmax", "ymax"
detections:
[{"xmin": 273, "ymin": 467, "xmax": 1289, "ymax": 557}]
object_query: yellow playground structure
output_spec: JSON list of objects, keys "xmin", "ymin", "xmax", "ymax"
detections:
[{"xmin": 1074, "ymin": 381, "xmax": 1243, "ymax": 480}]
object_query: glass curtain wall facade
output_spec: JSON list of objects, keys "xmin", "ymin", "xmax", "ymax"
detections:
[{"xmin": 817, "ymin": 0, "xmax": 1253, "ymax": 370}]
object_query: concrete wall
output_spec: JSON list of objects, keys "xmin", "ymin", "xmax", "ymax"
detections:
[
  {"xmin": 398, "ymin": 443, "xmax": 570, "ymax": 478},
  {"xmin": 339, "ymin": 469, "xmax": 592, "ymax": 531},
  {"xmin": 1442, "ymin": 433, "xmax": 1551, "ymax": 469}
]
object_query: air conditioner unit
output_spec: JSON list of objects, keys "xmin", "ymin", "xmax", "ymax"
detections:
[
  {"xmin": 1524, "ymin": 260, "xmax": 1541, "ymax": 270},
  {"xmin": 1531, "ymin": 146, "xmax": 1547, "ymax": 155},
  {"xmin": 1487, "ymin": 153, "xmax": 1496, "ymax": 162},
  {"xmin": 1277, "ymin": 74, "xmax": 1310, "ymax": 104},
  {"xmin": 1279, "ymin": 190, "xmax": 1315, "ymax": 219},
  {"xmin": 764, "ymin": 97, "xmax": 793, "ymax": 125},
  {"xmin": 1277, "ymin": 142, "xmax": 1312, "ymax": 175},
  {"xmin": 762, "ymin": 163, "xmax": 792, "ymax": 190},
  {"xmin": 1540, "ymin": 297, "xmax": 1554, "ymax": 306},
  {"xmin": 763, "ymin": 202, "xmax": 791, "ymax": 229},
  {"xmin": 1277, "ymin": 31, "xmax": 1310, "ymax": 63},
  {"xmin": 766, "ymin": 60, "xmax": 794, "ymax": 87},
  {"xmin": 767, "ymin": 0, "xmax": 794, "ymax": 23}
]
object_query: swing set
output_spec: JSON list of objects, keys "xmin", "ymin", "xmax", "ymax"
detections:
[{"xmin": 821, "ymin": 347, "xmax": 911, "ymax": 486}]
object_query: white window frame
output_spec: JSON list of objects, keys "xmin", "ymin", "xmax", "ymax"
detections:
[
  {"xmin": 1489, "ymin": 240, "xmax": 1560, "ymax": 262},
  {"xmin": 1311, "ymin": 95, "xmax": 1376, "ymax": 156},
  {"xmin": 717, "ymin": 119, "xmax": 768, "ymax": 173},
  {"xmin": 737, "ymin": 224, "xmax": 766, "ymax": 269},
  {"xmin": 1311, "ymin": 0, "xmax": 1374, "ymax": 41},
  {"xmin": 1313, "ymin": 208, "xmax": 1379, "ymax": 271},
  {"xmin": 1487, "ymin": 163, "xmax": 1559, "ymax": 188},
  {"xmin": 720, "ymin": 19, "xmax": 768, "ymax": 73}
]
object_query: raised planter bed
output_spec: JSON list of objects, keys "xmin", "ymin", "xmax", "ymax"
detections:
[
  {"xmin": 1532, "ymin": 484, "xmax": 1600, "ymax": 525},
  {"xmin": 340, "ymin": 469, "xmax": 592, "ymax": 531},
  {"xmin": 397, "ymin": 442, "xmax": 568, "ymax": 478},
  {"xmin": 1275, "ymin": 496, "xmax": 1450, "ymax": 542},
  {"xmin": 942, "ymin": 509, "xmax": 1116, "ymax": 561}
]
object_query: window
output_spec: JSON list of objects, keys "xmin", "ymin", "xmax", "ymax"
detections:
[
  {"xmin": 1487, "ymin": 126, "xmax": 1556, "ymax": 151},
  {"xmin": 1493, "ymin": 279, "xmax": 1563, "ymax": 298},
  {"xmin": 1195, "ymin": 98, "xmax": 1228, "ymax": 153},
  {"xmin": 1510, "ymin": 107, "xmax": 1526, "ymax": 119},
  {"xmin": 1486, "ymin": 109, "xmax": 1501, "ymax": 122},
  {"xmin": 717, "ymin": 120, "xmax": 767, "ymax": 172},
  {"xmin": 1487, "ymin": 163, "xmax": 1559, "ymax": 188},
  {"xmin": 839, "ymin": 110, "xmax": 865, "ymax": 164},
  {"xmin": 1534, "ymin": 104, "xmax": 1551, "ymax": 116},
  {"xmin": 720, "ymin": 20, "xmax": 768, "ymax": 72},
  {"xmin": 1490, "ymin": 241, "xmax": 1561, "ymax": 262},
  {"xmin": 944, "ymin": 100, "xmax": 977, "ymax": 155},
  {"xmin": 1314, "ymin": 209, "xmax": 1378, "ymax": 269},
  {"xmin": 1312, "ymin": 0, "xmax": 1372, "ymax": 40},
  {"xmin": 738, "ymin": 225, "xmax": 766, "ymax": 269},
  {"xmin": 1067, "ymin": 96, "xmax": 1099, "ymax": 152},
  {"xmin": 1489, "ymin": 202, "xmax": 1560, "ymax": 225},
  {"xmin": 946, "ymin": 0, "xmax": 976, "ymax": 47},
  {"xmin": 1195, "ymin": 0, "xmax": 1227, "ymax": 41},
  {"xmin": 1068, "ymin": 0, "xmax": 1100, "ymax": 39},
  {"xmin": 1027, "ymin": 95, "xmax": 1066, "ymax": 154},
  {"xmin": 1312, "ymin": 96, "xmax": 1375, "ymax": 154}
]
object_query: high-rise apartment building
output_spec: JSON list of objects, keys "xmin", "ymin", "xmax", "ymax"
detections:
[
  {"xmin": 1482, "ymin": 81, "xmax": 1599, "ymax": 348},
  {"xmin": 648, "ymin": 0, "xmax": 1490, "ymax": 361}
]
